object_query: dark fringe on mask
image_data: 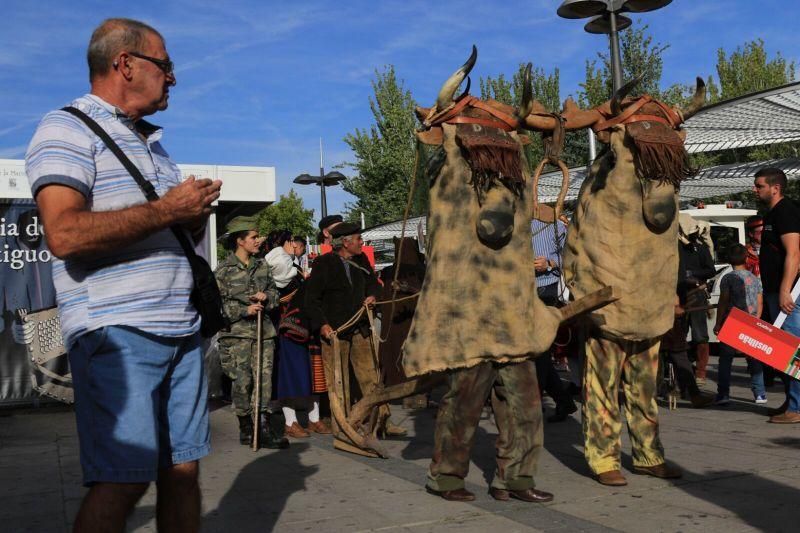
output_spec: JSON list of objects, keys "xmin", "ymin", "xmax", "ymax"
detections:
[
  {"xmin": 633, "ymin": 139, "xmax": 696, "ymax": 187},
  {"xmin": 462, "ymin": 145, "xmax": 525, "ymax": 201}
]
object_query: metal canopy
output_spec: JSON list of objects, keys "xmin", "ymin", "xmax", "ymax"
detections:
[
  {"xmin": 684, "ymin": 81, "xmax": 800, "ymax": 153},
  {"xmin": 535, "ymin": 157, "xmax": 800, "ymax": 202}
]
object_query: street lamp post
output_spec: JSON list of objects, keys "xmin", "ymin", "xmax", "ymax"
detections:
[
  {"xmin": 293, "ymin": 139, "xmax": 346, "ymax": 220},
  {"xmin": 557, "ymin": 0, "xmax": 672, "ymax": 92},
  {"xmin": 557, "ymin": 0, "xmax": 672, "ymax": 164}
]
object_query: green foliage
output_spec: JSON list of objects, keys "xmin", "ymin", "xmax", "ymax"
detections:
[
  {"xmin": 257, "ymin": 189, "xmax": 315, "ymax": 238},
  {"xmin": 715, "ymin": 39, "xmax": 796, "ymax": 101},
  {"xmin": 342, "ymin": 66, "xmax": 421, "ymax": 227},
  {"xmin": 579, "ymin": 22, "xmax": 669, "ymax": 106},
  {"xmin": 480, "ymin": 63, "xmax": 587, "ymax": 170}
]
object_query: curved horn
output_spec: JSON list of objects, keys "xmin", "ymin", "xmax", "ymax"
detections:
[
  {"xmin": 455, "ymin": 76, "xmax": 471, "ymax": 101},
  {"xmin": 516, "ymin": 63, "xmax": 533, "ymax": 119},
  {"xmin": 610, "ymin": 74, "xmax": 643, "ymax": 115},
  {"xmin": 435, "ymin": 45, "xmax": 477, "ymax": 110},
  {"xmin": 678, "ymin": 77, "xmax": 706, "ymax": 121}
]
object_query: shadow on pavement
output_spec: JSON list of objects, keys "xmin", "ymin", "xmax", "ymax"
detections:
[
  {"xmin": 673, "ymin": 466, "xmax": 800, "ymax": 531},
  {"xmin": 542, "ymin": 411, "xmax": 593, "ymax": 477},
  {"xmin": 202, "ymin": 442, "xmax": 317, "ymax": 533}
]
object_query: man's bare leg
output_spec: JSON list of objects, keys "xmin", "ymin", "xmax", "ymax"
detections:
[
  {"xmin": 156, "ymin": 461, "xmax": 201, "ymax": 533},
  {"xmin": 73, "ymin": 482, "xmax": 149, "ymax": 533}
]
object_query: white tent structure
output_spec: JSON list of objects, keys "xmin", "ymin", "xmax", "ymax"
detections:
[{"xmin": 683, "ymin": 81, "xmax": 800, "ymax": 153}]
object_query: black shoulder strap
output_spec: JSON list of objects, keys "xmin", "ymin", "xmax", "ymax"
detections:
[{"xmin": 61, "ymin": 106, "xmax": 198, "ymax": 259}]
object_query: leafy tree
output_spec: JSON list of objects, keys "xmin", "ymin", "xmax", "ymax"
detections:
[
  {"xmin": 579, "ymin": 23, "xmax": 672, "ymax": 106},
  {"xmin": 342, "ymin": 66, "xmax": 422, "ymax": 227},
  {"xmin": 480, "ymin": 64, "xmax": 587, "ymax": 170},
  {"xmin": 715, "ymin": 39, "xmax": 796, "ymax": 101},
  {"xmin": 257, "ymin": 189, "xmax": 315, "ymax": 238}
]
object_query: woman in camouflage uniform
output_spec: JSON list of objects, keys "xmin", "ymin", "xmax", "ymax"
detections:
[{"xmin": 215, "ymin": 215, "xmax": 288, "ymax": 449}]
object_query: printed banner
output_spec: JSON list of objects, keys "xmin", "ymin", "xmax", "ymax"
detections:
[{"xmin": 718, "ymin": 307, "xmax": 800, "ymax": 378}]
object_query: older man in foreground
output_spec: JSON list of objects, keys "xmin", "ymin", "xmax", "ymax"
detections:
[{"xmin": 26, "ymin": 18, "xmax": 220, "ymax": 532}]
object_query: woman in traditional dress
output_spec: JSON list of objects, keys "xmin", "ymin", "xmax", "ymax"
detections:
[{"xmin": 266, "ymin": 229, "xmax": 331, "ymax": 437}]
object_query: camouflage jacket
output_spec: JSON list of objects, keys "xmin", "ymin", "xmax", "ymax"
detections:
[{"xmin": 214, "ymin": 253, "xmax": 279, "ymax": 340}]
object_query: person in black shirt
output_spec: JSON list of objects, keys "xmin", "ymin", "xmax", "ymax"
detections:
[{"xmin": 753, "ymin": 167, "xmax": 800, "ymax": 423}]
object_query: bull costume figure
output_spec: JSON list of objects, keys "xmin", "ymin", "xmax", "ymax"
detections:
[
  {"xmin": 560, "ymin": 77, "xmax": 706, "ymax": 486},
  {"xmin": 401, "ymin": 47, "xmax": 609, "ymax": 503}
]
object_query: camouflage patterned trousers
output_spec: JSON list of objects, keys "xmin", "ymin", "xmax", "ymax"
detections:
[
  {"xmin": 427, "ymin": 360, "xmax": 543, "ymax": 492},
  {"xmin": 320, "ymin": 332, "xmax": 390, "ymax": 440},
  {"xmin": 582, "ymin": 335, "xmax": 665, "ymax": 474},
  {"xmin": 218, "ymin": 337, "xmax": 275, "ymax": 417}
]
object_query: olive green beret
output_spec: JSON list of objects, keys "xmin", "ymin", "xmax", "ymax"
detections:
[{"xmin": 225, "ymin": 215, "xmax": 259, "ymax": 235}]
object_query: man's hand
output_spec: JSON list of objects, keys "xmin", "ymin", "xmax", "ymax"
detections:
[
  {"xmin": 675, "ymin": 304, "xmax": 685, "ymax": 317},
  {"xmin": 157, "ymin": 176, "xmax": 222, "ymax": 226},
  {"xmin": 363, "ymin": 295, "xmax": 376, "ymax": 307},
  {"xmin": 320, "ymin": 324, "xmax": 334, "ymax": 340},
  {"xmin": 779, "ymin": 289, "xmax": 796, "ymax": 315},
  {"xmin": 249, "ymin": 292, "xmax": 267, "ymax": 303},
  {"xmin": 534, "ymin": 256, "xmax": 549, "ymax": 273},
  {"xmin": 245, "ymin": 302, "xmax": 264, "ymax": 317}
]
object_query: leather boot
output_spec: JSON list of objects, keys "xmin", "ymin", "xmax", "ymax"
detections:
[
  {"xmin": 238, "ymin": 415, "xmax": 253, "ymax": 446},
  {"xmin": 261, "ymin": 412, "xmax": 289, "ymax": 449},
  {"xmin": 695, "ymin": 343, "xmax": 710, "ymax": 380}
]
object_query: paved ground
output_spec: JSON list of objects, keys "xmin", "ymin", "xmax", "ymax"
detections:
[{"xmin": 2, "ymin": 356, "xmax": 799, "ymax": 532}]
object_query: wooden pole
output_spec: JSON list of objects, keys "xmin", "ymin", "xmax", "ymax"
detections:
[{"xmin": 252, "ymin": 309, "xmax": 262, "ymax": 451}]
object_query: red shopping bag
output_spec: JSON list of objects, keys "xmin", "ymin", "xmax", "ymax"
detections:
[{"xmin": 718, "ymin": 307, "xmax": 800, "ymax": 378}]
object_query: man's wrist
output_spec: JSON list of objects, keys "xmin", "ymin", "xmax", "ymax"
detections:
[{"xmin": 147, "ymin": 199, "xmax": 172, "ymax": 229}]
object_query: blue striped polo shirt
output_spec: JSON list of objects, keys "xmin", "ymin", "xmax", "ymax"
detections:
[
  {"xmin": 25, "ymin": 94, "xmax": 199, "ymax": 348},
  {"xmin": 531, "ymin": 218, "xmax": 567, "ymax": 288}
]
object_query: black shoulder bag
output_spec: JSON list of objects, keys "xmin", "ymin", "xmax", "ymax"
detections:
[{"xmin": 62, "ymin": 106, "xmax": 229, "ymax": 338}]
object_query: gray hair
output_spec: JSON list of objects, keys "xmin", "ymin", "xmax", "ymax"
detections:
[
  {"xmin": 87, "ymin": 18, "xmax": 163, "ymax": 81},
  {"xmin": 331, "ymin": 234, "xmax": 358, "ymax": 251}
]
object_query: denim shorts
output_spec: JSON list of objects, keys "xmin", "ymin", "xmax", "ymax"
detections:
[{"xmin": 69, "ymin": 326, "xmax": 210, "ymax": 486}]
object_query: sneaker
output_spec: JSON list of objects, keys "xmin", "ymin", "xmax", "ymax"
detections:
[
  {"xmin": 713, "ymin": 394, "xmax": 730, "ymax": 406},
  {"xmin": 754, "ymin": 394, "xmax": 768, "ymax": 404}
]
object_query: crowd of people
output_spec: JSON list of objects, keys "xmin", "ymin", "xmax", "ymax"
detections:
[{"xmin": 21, "ymin": 16, "xmax": 800, "ymax": 532}]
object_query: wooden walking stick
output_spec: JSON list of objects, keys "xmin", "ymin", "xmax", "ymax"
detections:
[{"xmin": 252, "ymin": 309, "xmax": 262, "ymax": 452}]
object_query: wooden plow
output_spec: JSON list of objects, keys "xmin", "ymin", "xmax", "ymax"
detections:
[{"xmin": 329, "ymin": 285, "xmax": 618, "ymax": 458}]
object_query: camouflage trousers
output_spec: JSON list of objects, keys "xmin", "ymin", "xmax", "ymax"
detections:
[
  {"xmin": 320, "ymin": 332, "xmax": 390, "ymax": 440},
  {"xmin": 582, "ymin": 335, "xmax": 665, "ymax": 474},
  {"xmin": 427, "ymin": 360, "xmax": 543, "ymax": 492},
  {"xmin": 218, "ymin": 337, "xmax": 275, "ymax": 417}
]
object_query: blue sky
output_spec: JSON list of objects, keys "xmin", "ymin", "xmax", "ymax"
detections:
[{"xmin": 1, "ymin": 0, "xmax": 797, "ymax": 224}]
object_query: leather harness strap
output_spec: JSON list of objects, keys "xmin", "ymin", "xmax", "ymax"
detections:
[
  {"xmin": 446, "ymin": 115, "xmax": 516, "ymax": 131},
  {"xmin": 467, "ymin": 99, "xmax": 520, "ymax": 130},
  {"xmin": 592, "ymin": 95, "xmax": 682, "ymax": 132},
  {"xmin": 425, "ymin": 95, "xmax": 520, "ymax": 132}
]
